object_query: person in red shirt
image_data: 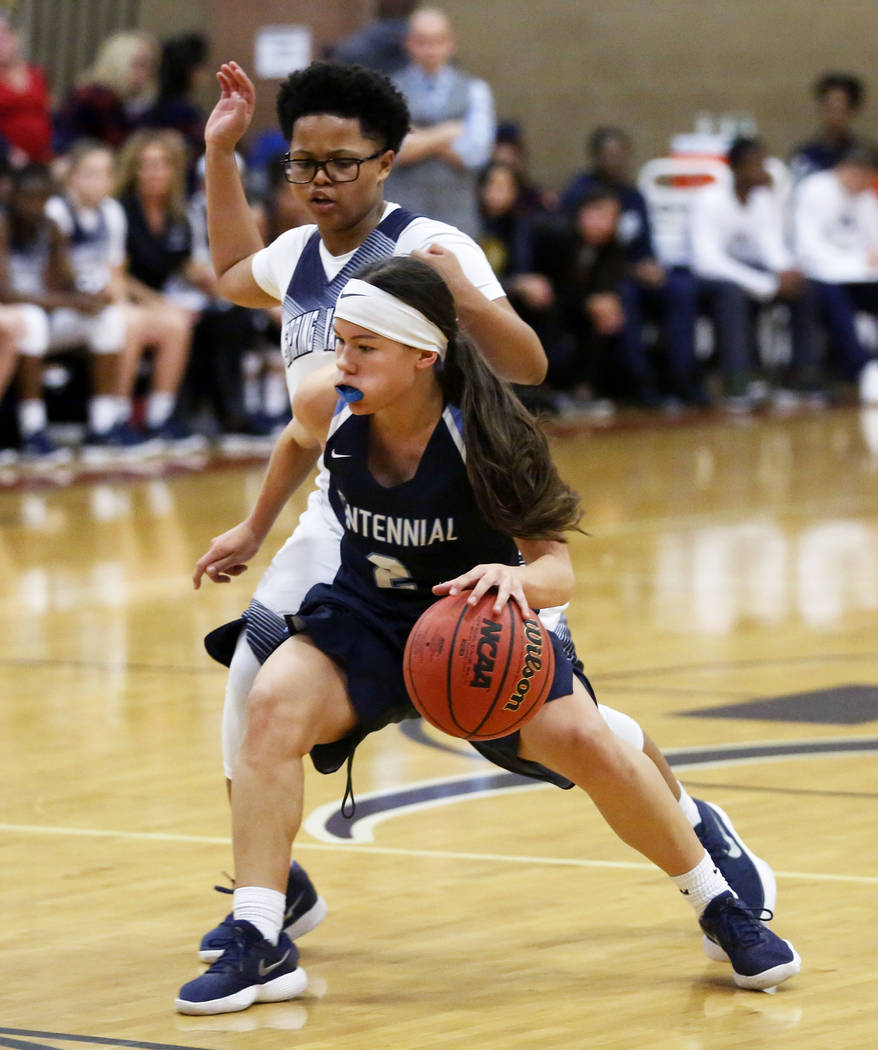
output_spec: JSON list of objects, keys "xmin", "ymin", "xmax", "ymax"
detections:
[{"xmin": 0, "ymin": 13, "xmax": 53, "ymax": 165}]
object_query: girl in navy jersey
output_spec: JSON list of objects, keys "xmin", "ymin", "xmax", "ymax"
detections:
[{"xmin": 176, "ymin": 255, "xmax": 800, "ymax": 1015}]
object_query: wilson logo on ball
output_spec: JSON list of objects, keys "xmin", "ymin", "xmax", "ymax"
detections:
[
  {"xmin": 504, "ymin": 617, "xmax": 547, "ymax": 711},
  {"xmin": 470, "ymin": 617, "xmax": 502, "ymax": 688}
]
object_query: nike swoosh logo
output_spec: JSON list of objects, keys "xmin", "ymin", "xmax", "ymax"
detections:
[
  {"xmin": 258, "ymin": 948, "xmax": 291, "ymax": 977},
  {"xmin": 717, "ymin": 824, "xmax": 743, "ymax": 859},
  {"xmin": 330, "ymin": 449, "xmax": 351, "ymax": 459},
  {"xmin": 284, "ymin": 890, "xmax": 305, "ymax": 924}
]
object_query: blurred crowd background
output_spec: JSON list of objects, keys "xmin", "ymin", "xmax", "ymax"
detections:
[{"xmin": 2, "ymin": 1, "xmax": 878, "ymax": 475}]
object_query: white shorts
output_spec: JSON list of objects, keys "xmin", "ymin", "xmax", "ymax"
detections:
[
  {"xmin": 253, "ymin": 482, "xmax": 343, "ymax": 615},
  {"xmin": 49, "ymin": 305, "xmax": 125, "ymax": 355}
]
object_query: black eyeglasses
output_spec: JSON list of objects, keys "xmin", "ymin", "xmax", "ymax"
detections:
[{"xmin": 280, "ymin": 151, "xmax": 383, "ymax": 184}]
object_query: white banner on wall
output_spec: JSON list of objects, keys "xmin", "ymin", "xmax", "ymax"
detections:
[{"xmin": 254, "ymin": 25, "xmax": 312, "ymax": 79}]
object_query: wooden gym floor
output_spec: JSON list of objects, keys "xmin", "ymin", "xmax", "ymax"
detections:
[{"xmin": 1, "ymin": 405, "xmax": 877, "ymax": 1049}]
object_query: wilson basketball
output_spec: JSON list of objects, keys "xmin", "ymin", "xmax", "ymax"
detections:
[{"xmin": 403, "ymin": 590, "xmax": 555, "ymax": 741}]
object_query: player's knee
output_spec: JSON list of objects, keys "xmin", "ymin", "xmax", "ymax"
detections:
[{"xmin": 243, "ymin": 685, "xmax": 315, "ymax": 762}]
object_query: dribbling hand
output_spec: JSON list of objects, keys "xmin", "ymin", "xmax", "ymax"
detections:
[{"xmin": 433, "ymin": 563, "xmax": 530, "ymax": 616}]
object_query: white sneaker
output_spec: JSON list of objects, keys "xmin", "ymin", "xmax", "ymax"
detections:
[{"xmin": 859, "ymin": 360, "xmax": 878, "ymax": 404}]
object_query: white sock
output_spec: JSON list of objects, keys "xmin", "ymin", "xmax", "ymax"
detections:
[
  {"xmin": 88, "ymin": 395, "xmax": 118, "ymax": 436},
  {"xmin": 233, "ymin": 885, "xmax": 285, "ymax": 944},
  {"xmin": 672, "ymin": 850, "xmax": 733, "ymax": 917},
  {"xmin": 116, "ymin": 396, "xmax": 133, "ymax": 424},
  {"xmin": 146, "ymin": 391, "xmax": 174, "ymax": 429},
  {"xmin": 677, "ymin": 784, "xmax": 701, "ymax": 828},
  {"xmin": 18, "ymin": 398, "xmax": 47, "ymax": 437}
]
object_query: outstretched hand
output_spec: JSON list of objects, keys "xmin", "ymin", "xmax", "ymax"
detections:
[
  {"xmin": 193, "ymin": 521, "xmax": 263, "ymax": 589},
  {"xmin": 433, "ymin": 563, "xmax": 531, "ymax": 615},
  {"xmin": 204, "ymin": 61, "xmax": 257, "ymax": 151}
]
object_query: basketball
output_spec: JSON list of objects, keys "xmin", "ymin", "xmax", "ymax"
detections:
[{"xmin": 403, "ymin": 590, "xmax": 556, "ymax": 740}]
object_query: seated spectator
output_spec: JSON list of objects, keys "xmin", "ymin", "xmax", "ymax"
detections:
[
  {"xmin": 0, "ymin": 163, "xmax": 129, "ymax": 462},
  {"xmin": 141, "ymin": 33, "xmax": 209, "ymax": 179},
  {"xmin": 45, "ymin": 139, "xmax": 165, "ymax": 459},
  {"xmin": 330, "ymin": 0, "xmax": 416, "ymax": 75},
  {"xmin": 790, "ymin": 72, "xmax": 866, "ymax": 183},
  {"xmin": 0, "ymin": 301, "xmax": 50, "ymax": 464},
  {"xmin": 477, "ymin": 160, "xmax": 568, "ymax": 414},
  {"xmin": 115, "ymin": 128, "xmax": 204, "ymax": 449},
  {"xmin": 490, "ymin": 120, "xmax": 558, "ymax": 214},
  {"xmin": 532, "ymin": 187, "xmax": 631, "ymax": 414},
  {"xmin": 690, "ymin": 137, "xmax": 820, "ymax": 410},
  {"xmin": 54, "ymin": 31, "xmax": 158, "ymax": 152},
  {"xmin": 0, "ymin": 12, "xmax": 53, "ymax": 165},
  {"xmin": 794, "ymin": 143, "xmax": 878, "ymax": 403},
  {"xmin": 182, "ymin": 154, "xmax": 280, "ymax": 441},
  {"xmin": 561, "ymin": 126, "xmax": 704, "ymax": 407}
]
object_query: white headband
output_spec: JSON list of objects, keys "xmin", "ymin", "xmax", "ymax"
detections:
[{"xmin": 334, "ymin": 278, "xmax": 448, "ymax": 359}]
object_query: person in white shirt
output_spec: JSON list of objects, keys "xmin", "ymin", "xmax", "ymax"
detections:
[
  {"xmin": 794, "ymin": 144, "xmax": 878, "ymax": 402},
  {"xmin": 690, "ymin": 137, "xmax": 819, "ymax": 407}
]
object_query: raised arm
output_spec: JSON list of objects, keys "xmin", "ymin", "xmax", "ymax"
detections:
[
  {"xmin": 203, "ymin": 61, "xmax": 278, "ymax": 308},
  {"xmin": 414, "ymin": 243, "xmax": 547, "ymax": 384}
]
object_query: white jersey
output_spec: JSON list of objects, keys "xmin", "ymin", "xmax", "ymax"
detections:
[
  {"xmin": 44, "ymin": 195, "xmax": 126, "ymax": 294},
  {"xmin": 793, "ymin": 170, "xmax": 878, "ymax": 283},
  {"xmin": 250, "ymin": 201, "xmax": 505, "ymax": 405}
]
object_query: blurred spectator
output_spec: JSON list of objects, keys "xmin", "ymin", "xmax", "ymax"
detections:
[
  {"xmin": 0, "ymin": 12, "xmax": 53, "ymax": 165},
  {"xmin": 0, "ymin": 163, "xmax": 117, "ymax": 461},
  {"xmin": 690, "ymin": 137, "xmax": 820, "ymax": 409},
  {"xmin": 561, "ymin": 126, "xmax": 704, "ymax": 406},
  {"xmin": 477, "ymin": 159, "xmax": 569, "ymax": 413},
  {"xmin": 387, "ymin": 6, "xmax": 496, "ymax": 236},
  {"xmin": 0, "ymin": 302, "xmax": 50, "ymax": 463},
  {"xmin": 790, "ymin": 72, "xmax": 865, "ymax": 182},
  {"xmin": 794, "ymin": 143, "xmax": 878, "ymax": 403},
  {"xmin": 183, "ymin": 154, "xmax": 279, "ymax": 441},
  {"xmin": 142, "ymin": 33, "xmax": 209, "ymax": 174},
  {"xmin": 54, "ymin": 31, "xmax": 158, "ymax": 152},
  {"xmin": 331, "ymin": 0, "xmax": 416, "ymax": 75},
  {"xmin": 115, "ymin": 129, "xmax": 203, "ymax": 448},
  {"xmin": 45, "ymin": 140, "xmax": 163, "ymax": 459},
  {"xmin": 491, "ymin": 120, "xmax": 558, "ymax": 213},
  {"xmin": 532, "ymin": 187, "xmax": 629, "ymax": 414}
]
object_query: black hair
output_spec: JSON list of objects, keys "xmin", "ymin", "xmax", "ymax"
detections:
[
  {"xmin": 276, "ymin": 60, "xmax": 410, "ymax": 152},
  {"xmin": 352, "ymin": 255, "xmax": 583, "ymax": 541},
  {"xmin": 577, "ymin": 184, "xmax": 621, "ymax": 210},
  {"xmin": 726, "ymin": 136, "xmax": 763, "ymax": 170},
  {"xmin": 838, "ymin": 141, "xmax": 878, "ymax": 170},
  {"xmin": 587, "ymin": 125, "xmax": 630, "ymax": 159},
  {"xmin": 157, "ymin": 32, "xmax": 207, "ymax": 100},
  {"xmin": 813, "ymin": 71, "xmax": 865, "ymax": 110}
]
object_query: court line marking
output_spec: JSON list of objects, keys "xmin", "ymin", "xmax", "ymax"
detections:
[
  {"xmin": 0, "ymin": 1030, "xmax": 211, "ymax": 1050},
  {"xmin": 2, "ymin": 821, "xmax": 876, "ymax": 886}
]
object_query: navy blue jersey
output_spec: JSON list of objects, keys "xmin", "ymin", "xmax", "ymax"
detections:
[{"xmin": 324, "ymin": 399, "xmax": 519, "ymax": 621}]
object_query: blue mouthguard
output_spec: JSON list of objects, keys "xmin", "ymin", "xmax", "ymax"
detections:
[{"xmin": 335, "ymin": 384, "xmax": 364, "ymax": 403}]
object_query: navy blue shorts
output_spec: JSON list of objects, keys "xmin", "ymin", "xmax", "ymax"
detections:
[{"xmin": 289, "ymin": 582, "xmax": 595, "ymax": 789}]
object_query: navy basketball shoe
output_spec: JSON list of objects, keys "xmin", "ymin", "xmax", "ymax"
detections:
[
  {"xmin": 699, "ymin": 891, "xmax": 801, "ymax": 991},
  {"xmin": 693, "ymin": 798, "xmax": 777, "ymax": 913},
  {"xmin": 177, "ymin": 921, "xmax": 307, "ymax": 1014},
  {"xmin": 199, "ymin": 861, "xmax": 327, "ymax": 962}
]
